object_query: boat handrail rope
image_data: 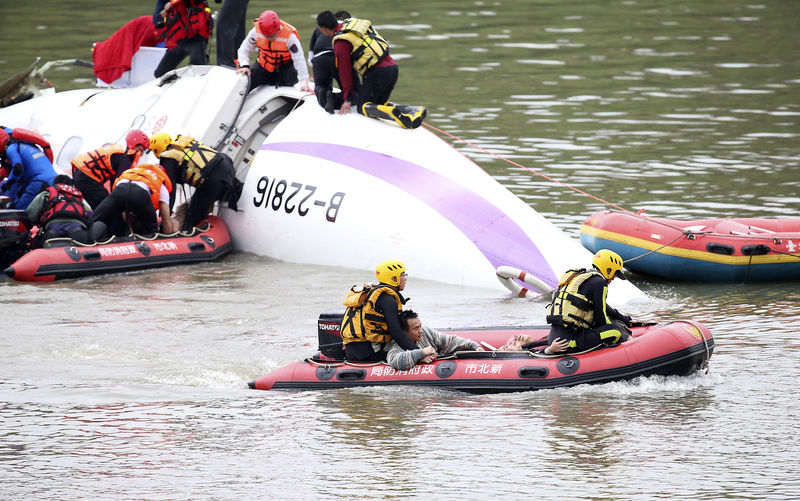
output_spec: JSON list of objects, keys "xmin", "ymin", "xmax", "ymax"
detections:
[
  {"xmin": 305, "ymin": 344, "xmax": 606, "ymax": 368},
  {"xmin": 43, "ymin": 235, "xmax": 116, "ymax": 248},
  {"xmin": 131, "ymin": 223, "xmax": 209, "ymax": 241},
  {"xmin": 673, "ymin": 320, "xmax": 712, "ymax": 373}
]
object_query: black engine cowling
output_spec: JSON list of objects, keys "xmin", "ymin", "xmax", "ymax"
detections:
[{"xmin": 0, "ymin": 209, "xmax": 31, "ymax": 269}]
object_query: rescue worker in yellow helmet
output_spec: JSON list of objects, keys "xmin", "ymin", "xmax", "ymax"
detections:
[
  {"xmin": 150, "ymin": 132, "xmax": 239, "ymax": 233},
  {"xmin": 339, "ymin": 260, "xmax": 417, "ymax": 362},
  {"xmin": 544, "ymin": 249, "xmax": 634, "ymax": 354}
]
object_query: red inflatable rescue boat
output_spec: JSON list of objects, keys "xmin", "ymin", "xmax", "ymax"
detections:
[
  {"xmin": 249, "ymin": 311, "xmax": 714, "ymax": 393},
  {"xmin": 580, "ymin": 209, "xmax": 800, "ymax": 282},
  {"xmin": 4, "ymin": 215, "xmax": 232, "ymax": 282}
]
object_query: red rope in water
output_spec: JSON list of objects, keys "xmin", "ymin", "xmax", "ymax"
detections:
[{"xmin": 422, "ymin": 122, "xmax": 635, "ymax": 214}]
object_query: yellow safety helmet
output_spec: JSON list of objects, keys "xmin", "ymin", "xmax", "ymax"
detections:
[
  {"xmin": 375, "ymin": 260, "xmax": 407, "ymax": 286},
  {"xmin": 592, "ymin": 249, "xmax": 627, "ymax": 281},
  {"xmin": 149, "ymin": 132, "xmax": 173, "ymax": 158}
]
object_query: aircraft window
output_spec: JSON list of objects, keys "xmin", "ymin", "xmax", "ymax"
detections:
[{"xmin": 57, "ymin": 136, "xmax": 83, "ymax": 169}]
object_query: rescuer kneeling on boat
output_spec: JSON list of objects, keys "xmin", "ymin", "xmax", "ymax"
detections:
[
  {"xmin": 386, "ymin": 310, "xmax": 484, "ymax": 370},
  {"xmin": 90, "ymin": 164, "xmax": 179, "ymax": 237},
  {"xmin": 340, "ymin": 260, "xmax": 417, "ymax": 362},
  {"xmin": 544, "ymin": 249, "xmax": 633, "ymax": 354},
  {"xmin": 149, "ymin": 132, "xmax": 239, "ymax": 233}
]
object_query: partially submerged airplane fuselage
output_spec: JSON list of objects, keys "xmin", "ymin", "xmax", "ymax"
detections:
[{"xmin": 0, "ymin": 65, "xmax": 648, "ymax": 304}]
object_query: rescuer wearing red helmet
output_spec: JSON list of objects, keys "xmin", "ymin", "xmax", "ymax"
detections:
[
  {"xmin": 152, "ymin": 0, "xmax": 213, "ymax": 78},
  {"xmin": 235, "ymin": 10, "xmax": 311, "ymax": 92},
  {"xmin": 71, "ymin": 129, "xmax": 150, "ymax": 210}
]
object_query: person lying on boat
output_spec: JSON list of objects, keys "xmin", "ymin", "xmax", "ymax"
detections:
[
  {"xmin": 71, "ymin": 130, "xmax": 150, "ymax": 210},
  {"xmin": 25, "ymin": 174, "xmax": 106, "ymax": 248},
  {"xmin": 235, "ymin": 10, "xmax": 311, "ymax": 93},
  {"xmin": 340, "ymin": 260, "xmax": 417, "ymax": 362},
  {"xmin": 543, "ymin": 249, "xmax": 633, "ymax": 354},
  {"xmin": 149, "ymin": 132, "xmax": 239, "ymax": 233},
  {"xmin": 386, "ymin": 310, "xmax": 485, "ymax": 371},
  {"xmin": 0, "ymin": 126, "xmax": 57, "ymax": 210},
  {"xmin": 89, "ymin": 163, "xmax": 179, "ymax": 238},
  {"xmin": 498, "ymin": 333, "xmax": 570, "ymax": 355}
]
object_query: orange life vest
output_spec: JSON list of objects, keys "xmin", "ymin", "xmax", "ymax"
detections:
[
  {"xmin": 116, "ymin": 164, "xmax": 174, "ymax": 210},
  {"xmin": 255, "ymin": 20, "xmax": 299, "ymax": 72},
  {"xmin": 71, "ymin": 145, "xmax": 139, "ymax": 184}
]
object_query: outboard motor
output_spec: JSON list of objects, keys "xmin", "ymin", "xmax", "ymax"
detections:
[
  {"xmin": 0, "ymin": 209, "xmax": 30, "ymax": 269},
  {"xmin": 317, "ymin": 310, "xmax": 345, "ymax": 360}
]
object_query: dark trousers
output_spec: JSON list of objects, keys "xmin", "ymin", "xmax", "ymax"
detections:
[
  {"xmin": 154, "ymin": 35, "xmax": 209, "ymax": 78},
  {"xmin": 72, "ymin": 168, "xmax": 110, "ymax": 211},
  {"xmin": 356, "ymin": 64, "xmax": 398, "ymax": 108},
  {"xmin": 250, "ymin": 62, "xmax": 298, "ymax": 89},
  {"xmin": 90, "ymin": 182, "xmax": 157, "ymax": 237},
  {"xmin": 548, "ymin": 322, "xmax": 624, "ymax": 353},
  {"xmin": 182, "ymin": 154, "xmax": 237, "ymax": 231},
  {"xmin": 312, "ymin": 53, "xmax": 343, "ymax": 112},
  {"xmin": 345, "ymin": 341, "xmax": 386, "ymax": 362},
  {"xmin": 215, "ymin": 0, "xmax": 249, "ymax": 67}
]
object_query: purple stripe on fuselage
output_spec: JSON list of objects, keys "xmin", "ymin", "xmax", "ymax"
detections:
[{"xmin": 261, "ymin": 141, "xmax": 556, "ymax": 287}]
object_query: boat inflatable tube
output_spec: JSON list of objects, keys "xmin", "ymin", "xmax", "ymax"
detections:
[{"xmin": 249, "ymin": 314, "xmax": 715, "ymax": 393}]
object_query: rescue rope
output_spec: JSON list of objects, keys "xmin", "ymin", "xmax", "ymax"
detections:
[
  {"xmin": 422, "ymin": 122, "xmax": 633, "ymax": 214},
  {"xmin": 760, "ymin": 247, "xmax": 800, "ymax": 260},
  {"xmin": 622, "ymin": 231, "xmax": 693, "ymax": 263},
  {"xmin": 421, "ymin": 123, "xmax": 800, "ymax": 262},
  {"xmin": 213, "ymin": 74, "xmax": 251, "ymax": 151}
]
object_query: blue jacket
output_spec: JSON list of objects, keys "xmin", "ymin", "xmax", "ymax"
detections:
[{"xmin": 1, "ymin": 139, "xmax": 57, "ymax": 210}]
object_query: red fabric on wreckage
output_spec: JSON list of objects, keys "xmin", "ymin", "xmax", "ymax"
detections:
[{"xmin": 93, "ymin": 16, "xmax": 162, "ymax": 85}]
